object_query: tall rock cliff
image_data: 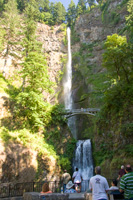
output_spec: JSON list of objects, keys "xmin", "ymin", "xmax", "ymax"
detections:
[
  {"xmin": 0, "ymin": 24, "xmax": 69, "ymax": 183},
  {"xmin": 70, "ymin": 0, "xmax": 133, "ymax": 177},
  {"xmin": 70, "ymin": 0, "xmax": 129, "ymax": 139}
]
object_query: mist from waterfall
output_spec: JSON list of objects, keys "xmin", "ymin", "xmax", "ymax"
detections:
[
  {"xmin": 73, "ymin": 139, "xmax": 93, "ymax": 192},
  {"xmin": 63, "ymin": 27, "xmax": 76, "ymax": 139}
]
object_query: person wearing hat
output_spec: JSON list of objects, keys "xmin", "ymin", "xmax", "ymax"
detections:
[{"xmin": 64, "ymin": 181, "xmax": 77, "ymax": 193}]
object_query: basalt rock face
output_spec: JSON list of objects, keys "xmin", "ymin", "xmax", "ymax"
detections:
[
  {"xmin": 0, "ymin": 23, "xmax": 67, "ymax": 110},
  {"xmin": 0, "ymin": 137, "xmax": 62, "ymax": 184},
  {"xmin": 70, "ymin": 0, "xmax": 128, "ymax": 139},
  {"xmin": 72, "ymin": 0, "xmax": 128, "ymax": 101},
  {"xmin": 71, "ymin": 0, "xmax": 133, "ymax": 178},
  {"xmin": 36, "ymin": 23, "xmax": 67, "ymax": 104},
  {"xmin": 0, "ymin": 24, "xmax": 67, "ymax": 184}
]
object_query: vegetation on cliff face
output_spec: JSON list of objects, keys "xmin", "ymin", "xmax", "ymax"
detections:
[
  {"xmin": 0, "ymin": 0, "xmax": 76, "ymax": 182},
  {"xmin": 71, "ymin": 0, "xmax": 133, "ymax": 176},
  {"xmin": 94, "ymin": 0, "xmax": 133, "ymax": 172},
  {"xmin": 94, "ymin": 33, "xmax": 133, "ymax": 171}
]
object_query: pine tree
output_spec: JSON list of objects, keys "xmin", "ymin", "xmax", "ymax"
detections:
[
  {"xmin": 52, "ymin": 2, "xmax": 66, "ymax": 25},
  {"xmin": 42, "ymin": 0, "xmax": 50, "ymax": 12},
  {"xmin": 15, "ymin": 2, "xmax": 54, "ymax": 129},
  {"xmin": 87, "ymin": 0, "xmax": 95, "ymax": 10},
  {"xmin": 17, "ymin": 0, "xmax": 27, "ymax": 12},
  {"xmin": 76, "ymin": 0, "xmax": 86, "ymax": 16},
  {"xmin": 0, "ymin": 0, "xmax": 4, "ymax": 12},
  {"xmin": 0, "ymin": 26, "xmax": 5, "ymax": 52},
  {"xmin": 66, "ymin": 0, "xmax": 76, "ymax": 27},
  {"xmin": 1, "ymin": 0, "xmax": 20, "ymax": 77}
]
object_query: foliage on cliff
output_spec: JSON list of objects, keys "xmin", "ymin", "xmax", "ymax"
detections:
[
  {"xmin": 0, "ymin": 0, "xmax": 76, "ymax": 182},
  {"xmin": 71, "ymin": 0, "xmax": 133, "ymax": 174},
  {"xmin": 94, "ymin": 0, "xmax": 133, "ymax": 170},
  {"xmin": 94, "ymin": 33, "xmax": 133, "ymax": 169}
]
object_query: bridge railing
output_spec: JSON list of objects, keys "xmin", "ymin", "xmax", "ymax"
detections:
[{"xmin": 65, "ymin": 108, "xmax": 100, "ymax": 113}]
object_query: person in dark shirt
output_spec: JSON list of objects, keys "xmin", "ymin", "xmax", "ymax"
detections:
[{"xmin": 117, "ymin": 165, "xmax": 126, "ymax": 181}]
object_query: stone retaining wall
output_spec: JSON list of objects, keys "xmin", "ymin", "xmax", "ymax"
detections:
[
  {"xmin": 23, "ymin": 192, "xmax": 69, "ymax": 200},
  {"xmin": 23, "ymin": 192, "xmax": 93, "ymax": 200},
  {"xmin": 1, "ymin": 197, "xmax": 23, "ymax": 200},
  {"xmin": 0, "ymin": 192, "xmax": 93, "ymax": 200}
]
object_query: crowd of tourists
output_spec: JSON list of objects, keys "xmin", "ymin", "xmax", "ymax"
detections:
[{"xmin": 40, "ymin": 164, "xmax": 133, "ymax": 200}]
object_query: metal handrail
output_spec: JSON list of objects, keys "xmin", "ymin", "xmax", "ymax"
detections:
[
  {"xmin": 0, "ymin": 180, "xmax": 61, "ymax": 198},
  {"xmin": 0, "ymin": 178, "xmax": 116, "ymax": 198}
]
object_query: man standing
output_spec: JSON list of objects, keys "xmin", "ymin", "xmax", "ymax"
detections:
[
  {"xmin": 120, "ymin": 164, "xmax": 133, "ymax": 200},
  {"xmin": 72, "ymin": 167, "xmax": 83, "ymax": 192},
  {"xmin": 89, "ymin": 166, "xmax": 109, "ymax": 200},
  {"xmin": 61, "ymin": 169, "xmax": 71, "ymax": 192}
]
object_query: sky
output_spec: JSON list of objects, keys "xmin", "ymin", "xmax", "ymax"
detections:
[{"xmin": 49, "ymin": 0, "xmax": 79, "ymax": 10}]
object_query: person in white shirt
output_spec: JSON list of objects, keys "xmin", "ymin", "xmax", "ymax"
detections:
[
  {"xmin": 89, "ymin": 166, "xmax": 109, "ymax": 200},
  {"xmin": 72, "ymin": 167, "xmax": 83, "ymax": 192},
  {"xmin": 109, "ymin": 180, "xmax": 119, "ymax": 190}
]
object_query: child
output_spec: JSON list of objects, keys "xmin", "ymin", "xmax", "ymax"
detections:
[{"xmin": 109, "ymin": 180, "xmax": 119, "ymax": 190}]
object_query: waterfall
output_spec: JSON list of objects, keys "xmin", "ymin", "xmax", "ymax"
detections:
[
  {"xmin": 64, "ymin": 27, "xmax": 72, "ymax": 109},
  {"xmin": 63, "ymin": 27, "xmax": 76, "ymax": 139},
  {"xmin": 73, "ymin": 140, "xmax": 93, "ymax": 192},
  {"xmin": 63, "ymin": 28, "xmax": 93, "ymax": 192}
]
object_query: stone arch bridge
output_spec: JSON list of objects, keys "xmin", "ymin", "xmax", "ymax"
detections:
[{"xmin": 61, "ymin": 108, "xmax": 100, "ymax": 118}]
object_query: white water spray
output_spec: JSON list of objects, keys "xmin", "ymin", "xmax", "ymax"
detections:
[
  {"xmin": 73, "ymin": 140, "xmax": 93, "ymax": 192},
  {"xmin": 64, "ymin": 27, "xmax": 72, "ymax": 109},
  {"xmin": 63, "ymin": 27, "xmax": 76, "ymax": 139}
]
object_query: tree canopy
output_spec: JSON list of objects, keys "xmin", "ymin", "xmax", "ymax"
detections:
[{"xmin": 103, "ymin": 34, "xmax": 132, "ymax": 84}]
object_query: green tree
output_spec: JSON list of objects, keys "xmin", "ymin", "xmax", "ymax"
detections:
[
  {"xmin": 1, "ymin": 0, "xmax": 20, "ymax": 77},
  {"xmin": 0, "ymin": 0, "xmax": 4, "ymax": 12},
  {"xmin": 20, "ymin": 52, "xmax": 53, "ymax": 94},
  {"xmin": 66, "ymin": 0, "xmax": 76, "ymax": 27},
  {"xmin": 17, "ymin": 0, "xmax": 27, "ymax": 11},
  {"xmin": 17, "ymin": 0, "xmax": 42, "ymax": 13},
  {"xmin": 14, "ymin": 3, "xmax": 54, "ymax": 129},
  {"xmin": 126, "ymin": 0, "xmax": 133, "ymax": 42},
  {"xmin": 0, "ymin": 26, "xmax": 5, "ymax": 52},
  {"xmin": 42, "ymin": 12, "xmax": 54, "ymax": 25},
  {"xmin": 52, "ymin": 2, "xmax": 66, "ymax": 25},
  {"xmin": 96, "ymin": 0, "xmax": 103, "ymax": 6},
  {"xmin": 16, "ymin": 52, "xmax": 53, "ymax": 129},
  {"xmin": 76, "ymin": 0, "xmax": 86, "ymax": 16},
  {"xmin": 41, "ymin": 0, "xmax": 50, "ymax": 12},
  {"xmin": 103, "ymin": 34, "xmax": 132, "ymax": 84},
  {"xmin": 87, "ymin": 0, "xmax": 95, "ymax": 10}
]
